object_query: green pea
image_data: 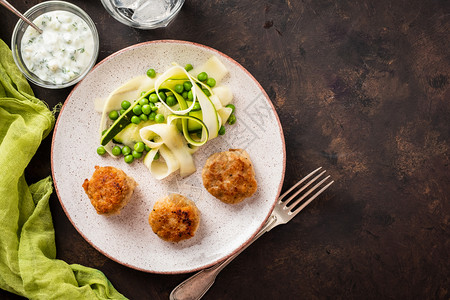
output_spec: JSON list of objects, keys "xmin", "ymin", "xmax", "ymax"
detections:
[
  {"xmin": 131, "ymin": 115, "xmax": 141, "ymax": 124},
  {"xmin": 206, "ymin": 77, "xmax": 216, "ymax": 87},
  {"xmin": 174, "ymin": 84, "xmax": 184, "ymax": 94},
  {"xmin": 192, "ymin": 102, "xmax": 201, "ymax": 110},
  {"xmin": 140, "ymin": 91, "xmax": 147, "ymax": 96},
  {"xmin": 120, "ymin": 109, "xmax": 126, "ymax": 115},
  {"xmin": 155, "ymin": 113, "xmax": 165, "ymax": 123},
  {"xmin": 149, "ymin": 93, "xmax": 159, "ymax": 103},
  {"xmin": 97, "ymin": 146, "xmax": 106, "ymax": 155},
  {"xmin": 109, "ymin": 110, "xmax": 119, "ymax": 120},
  {"xmin": 153, "ymin": 151, "xmax": 160, "ymax": 160},
  {"xmin": 140, "ymin": 114, "xmax": 148, "ymax": 121},
  {"xmin": 124, "ymin": 154, "xmax": 134, "ymax": 164},
  {"xmin": 182, "ymin": 91, "xmax": 188, "ymax": 99},
  {"xmin": 139, "ymin": 98, "xmax": 149, "ymax": 105},
  {"xmin": 166, "ymin": 95, "xmax": 177, "ymax": 106},
  {"xmin": 184, "ymin": 64, "xmax": 193, "ymax": 71},
  {"xmin": 142, "ymin": 104, "xmax": 151, "ymax": 115},
  {"xmin": 122, "ymin": 145, "xmax": 132, "ymax": 155},
  {"xmin": 218, "ymin": 125, "xmax": 226, "ymax": 135},
  {"xmin": 121, "ymin": 100, "xmax": 131, "ymax": 110},
  {"xmin": 101, "ymin": 129, "xmax": 107, "ymax": 136},
  {"xmin": 158, "ymin": 91, "xmax": 166, "ymax": 101},
  {"xmin": 183, "ymin": 81, "xmax": 192, "ymax": 91},
  {"xmin": 149, "ymin": 112, "xmax": 156, "ymax": 121},
  {"xmin": 228, "ymin": 113, "xmax": 236, "ymax": 125},
  {"xmin": 225, "ymin": 104, "xmax": 236, "ymax": 114},
  {"xmin": 133, "ymin": 105, "xmax": 142, "ymax": 115},
  {"xmin": 132, "ymin": 150, "xmax": 143, "ymax": 159},
  {"xmin": 202, "ymin": 88, "xmax": 211, "ymax": 97},
  {"xmin": 134, "ymin": 142, "xmax": 145, "ymax": 153},
  {"xmin": 226, "ymin": 104, "xmax": 235, "ymax": 113},
  {"xmin": 112, "ymin": 146, "xmax": 122, "ymax": 156},
  {"xmin": 187, "ymin": 90, "xmax": 193, "ymax": 100},
  {"xmin": 144, "ymin": 144, "xmax": 151, "ymax": 152},
  {"xmin": 150, "ymin": 102, "xmax": 158, "ymax": 111},
  {"xmin": 197, "ymin": 72, "xmax": 208, "ymax": 81},
  {"xmin": 147, "ymin": 68, "xmax": 156, "ymax": 78}
]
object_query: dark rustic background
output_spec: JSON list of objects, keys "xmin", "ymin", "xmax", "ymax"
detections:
[{"xmin": 1, "ymin": 0, "xmax": 449, "ymax": 299}]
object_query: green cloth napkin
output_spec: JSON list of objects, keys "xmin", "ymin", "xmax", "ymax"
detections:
[{"xmin": 0, "ymin": 39, "xmax": 127, "ymax": 300}]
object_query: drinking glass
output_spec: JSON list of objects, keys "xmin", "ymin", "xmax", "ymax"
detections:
[{"xmin": 100, "ymin": 0, "xmax": 184, "ymax": 29}]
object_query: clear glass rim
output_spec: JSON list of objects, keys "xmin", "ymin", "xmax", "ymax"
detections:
[
  {"xmin": 99, "ymin": 0, "xmax": 185, "ymax": 30},
  {"xmin": 11, "ymin": 1, "xmax": 100, "ymax": 89}
]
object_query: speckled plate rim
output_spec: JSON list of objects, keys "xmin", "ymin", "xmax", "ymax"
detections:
[{"xmin": 51, "ymin": 40, "xmax": 286, "ymax": 274}]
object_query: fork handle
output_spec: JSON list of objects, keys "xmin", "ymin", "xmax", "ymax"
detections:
[
  {"xmin": 0, "ymin": 0, "xmax": 43, "ymax": 34},
  {"xmin": 170, "ymin": 215, "xmax": 278, "ymax": 300}
]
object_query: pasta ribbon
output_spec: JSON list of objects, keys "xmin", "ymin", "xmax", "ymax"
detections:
[{"xmin": 140, "ymin": 123, "xmax": 195, "ymax": 178}]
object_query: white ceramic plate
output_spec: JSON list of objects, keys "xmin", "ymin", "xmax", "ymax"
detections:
[{"xmin": 51, "ymin": 40, "xmax": 286, "ymax": 274}]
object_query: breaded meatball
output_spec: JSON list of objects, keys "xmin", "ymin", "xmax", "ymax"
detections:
[
  {"xmin": 202, "ymin": 149, "xmax": 257, "ymax": 204},
  {"xmin": 82, "ymin": 166, "xmax": 137, "ymax": 215},
  {"xmin": 149, "ymin": 194, "xmax": 200, "ymax": 242}
]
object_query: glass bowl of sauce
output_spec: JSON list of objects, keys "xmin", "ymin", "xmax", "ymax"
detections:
[{"xmin": 11, "ymin": 1, "xmax": 99, "ymax": 89}]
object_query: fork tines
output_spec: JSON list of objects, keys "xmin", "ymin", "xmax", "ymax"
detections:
[{"xmin": 279, "ymin": 167, "xmax": 333, "ymax": 215}]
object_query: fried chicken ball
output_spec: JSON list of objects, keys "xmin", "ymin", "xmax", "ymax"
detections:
[
  {"xmin": 82, "ymin": 166, "xmax": 137, "ymax": 215},
  {"xmin": 149, "ymin": 193, "xmax": 200, "ymax": 242},
  {"xmin": 202, "ymin": 149, "xmax": 257, "ymax": 204}
]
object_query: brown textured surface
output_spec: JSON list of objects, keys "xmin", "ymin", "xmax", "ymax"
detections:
[
  {"xmin": 0, "ymin": 0, "xmax": 449, "ymax": 299},
  {"xmin": 149, "ymin": 194, "xmax": 200, "ymax": 242},
  {"xmin": 82, "ymin": 166, "xmax": 137, "ymax": 215},
  {"xmin": 202, "ymin": 149, "xmax": 257, "ymax": 204}
]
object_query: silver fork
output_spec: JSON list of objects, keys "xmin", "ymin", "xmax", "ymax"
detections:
[{"xmin": 170, "ymin": 167, "xmax": 334, "ymax": 300}]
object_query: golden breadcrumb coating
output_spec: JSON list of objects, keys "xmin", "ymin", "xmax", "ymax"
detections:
[
  {"xmin": 82, "ymin": 166, "xmax": 137, "ymax": 215},
  {"xmin": 202, "ymin": 149, "xmax": 257, "ymax": 204},
  {"xmin": 148, "ymin": 193, "xmax": 200, "ymax": 242}
]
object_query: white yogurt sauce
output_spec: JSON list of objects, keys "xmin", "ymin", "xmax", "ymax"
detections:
[{"xmin": 21, "ymin": 11, "xmax": 95, "ymax": 85}]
